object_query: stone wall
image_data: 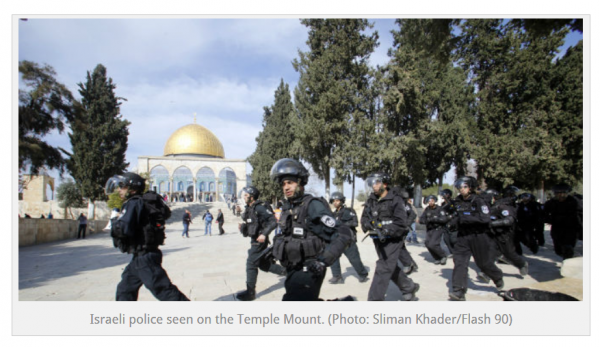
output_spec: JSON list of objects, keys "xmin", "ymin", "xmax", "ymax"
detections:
[
  {"xmin": 18, "ymin": 201, "xmax": 111, "ymax": 220},
  {"xmin": 18, "ymin": 219, "xmax": 109, "ymax": 247}
]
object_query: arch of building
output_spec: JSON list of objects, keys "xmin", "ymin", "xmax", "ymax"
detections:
[{"xmin": 138, "ymin": 156, "xmax": 246, "ymax": 202}]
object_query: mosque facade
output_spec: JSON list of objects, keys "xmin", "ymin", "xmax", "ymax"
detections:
[{"xmin": 137, "ymin": 121, "xmax": 247, "ymax": 202}]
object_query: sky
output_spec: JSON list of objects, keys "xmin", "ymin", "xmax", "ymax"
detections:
[{"xmin": 18, "ymin": 17, "xmax": 583, "ymax": 197}]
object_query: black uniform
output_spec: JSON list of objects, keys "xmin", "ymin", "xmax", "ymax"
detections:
[
  {"xmin": 544, "ymin": 195, "xmax": 582, "ymax": 259},
  {"xmin": 441, "ymin": 200, "xmax": 459, "ymax": 255},
  {"xmin": 273, "ymin": 194, "xmax": 353, "ymax": 301},
  {"xmin": 241, "ymin": 200, "xmax": 286, "ymax": 289},
  {"xmin": 113, "ymin": 194, "xmax": 189, "ymax": 301},
  {"xmin": 517, "ymin": 200, "xmax": 545, "ymax": 250},
  {"xmin": 361, "ymin": 189, "xmax": 419, "ymax": 301},
  {"xmin": 451, "ymin": 194, "xmax": 503, "ymax": 296},
  {"xmin": 489, "ymin": 197, "xmax": 527, "ymax": 270},
  {"xmin": 330, "ymin": 205, "xmax": 368, "ymax": 280},
  {"xmin": 398, "ymin": 202, "xmax": 418, "ymax": 272},
  {"xmin": 420, "ymin": 205, "xmax": 449, "ymax": 262}
]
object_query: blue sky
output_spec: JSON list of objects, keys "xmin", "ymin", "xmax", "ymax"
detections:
[{"xmin": 18, "ymin": 18, "xmax": 583, "ymax": 196}]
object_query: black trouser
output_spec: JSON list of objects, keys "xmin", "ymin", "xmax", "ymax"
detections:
[
  {"xmin": 425, "ymin": 227, "xmax": 447, "ymax": 261},
  {"xmin": 451, "ymin": 232, "xmax": 503, "ymax": 294},
  {"xmin": 514, "ymin": 224, "xmax": 539, "ymax": 255},
  {"xmin": 368, "ymin": 238, "xmax": 417, "ymax": 301},
  {"xmin": 246, "ymin": 241, "xmax": 286, "ymax": 288},
  {"xmin": 397, "ymin": 236, "xmax": 417, "ymax": 268},
  {"xmin": 490, "ymin": 231, "xmax": 526, "ymax": 269},
  {"xmin": 77, "ymin": 224, "xmax": 87, "ymax": 239},
  {"xmin": 550, "ymin": 226, "xmax": 578, "ymax": 260},
  {"xmin": 443, "ymin": 228, "xmax": 458, "ymax": 255},
  {"xmin": 116, "ymin": 250, "xmax": 189, "ymax": 301},
  {"xmin": 218, "ymin": 222, "xmax": 225, "ymax": 235},
  {"xmin": 330, "ymin": 241, "xmax": 368, "ymax": 278},
  {"xmin": 282, "ymin": 263, "xmax": 325, "ymax": 301}
]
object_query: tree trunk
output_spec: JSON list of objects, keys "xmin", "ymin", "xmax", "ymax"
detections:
[
  {"xmin": 438, "ymin": 173, "xmax": 444, "ymax": 195},
  {"xmin": 351, "ymin": 173, "xmax": 356, "ymax": 209},
  {"xmin": 324, "ymin": 165, "xmax": 331, "ymax": 201},
  {"xmin": 414, "ymin": 184, "xmax": 423, "ymax": 208},
  {"xmin": 88, "ymin": 200, "xmax": 96, "ymax": 220}
]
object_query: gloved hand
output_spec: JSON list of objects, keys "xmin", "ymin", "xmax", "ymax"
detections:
[{"xmin": 308, "ymin": 261, "xmax": 327, "ymax": 277}]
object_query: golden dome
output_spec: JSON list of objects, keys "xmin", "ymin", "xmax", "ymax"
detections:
[{"xmin": 163, "ymin": 123, "xmax": 225, "ymax": 158}]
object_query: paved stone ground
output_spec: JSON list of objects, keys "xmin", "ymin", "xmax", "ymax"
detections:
[{"xmin": 18, "ymin": 201, "xmax": 583, "ymax": 301}]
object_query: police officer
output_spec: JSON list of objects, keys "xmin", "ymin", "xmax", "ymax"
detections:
[
  {"xmin": 105, "ymin": 172, "xmax": 189, "ymax": 301},
  {"xmin": 420, "ymin": 195, "xmax": 449, "ymax": 265},
  {"xmin": 544, "ymin": 184, "xmax": 582, "ymax": 260},
  {"xmin": 449, "ymin": 176, "xmax": 503, "ymax": 301},
  {"xmin": 440, "ymin": 189, "xmax": 458, "ymax": 256},
  {"xmin": 270, "ymin": 159, "xmax": 353, "ymax": 301},
  {"xmin": 236, "ymin": 186, "xmax": 286, "ymax": 301},
  {"xmin": 328, "ymin": 192, "xmax": 369, "ymax": 284},
  {"xmin": 485, "ymin": 189, "xmax": 529, "ymax": 277},
  {"xmin": 360, "ymin": 172, "xmax": 420, "ymax": 301},
  {"xmin": 517, "ymin": 193, "xmax": 545, "ymax": 247}
]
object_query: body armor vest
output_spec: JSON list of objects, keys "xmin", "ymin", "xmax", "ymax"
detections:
[
  {"xmin": 454, "ymin": 196, "xmax": 485, "ymax": 234},
  {"xmin": 242, "ymin": 200, "xmax": 271, "ymax": 238},
  {"xmin": 272, "ymin": 195, "xmax": 327, "ymax": 267}
]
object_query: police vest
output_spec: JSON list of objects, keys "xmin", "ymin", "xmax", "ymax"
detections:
[
  {"xmin": 454, "ymin": 196, "xmax": 489, "ymax": 234},
  {"xmin": 272, "ymin": 195, "xmax": 330, "ymax": 267},
  {"xmin": 242, "ymin": 200, "xmax": 272, "ymax": 238}
]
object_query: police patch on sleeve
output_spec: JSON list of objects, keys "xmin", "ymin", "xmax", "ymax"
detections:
[
  {"xmin": 502, "ymin": 210, "xmax": 510, "ymax": 216},
  {"xmin": 481, "ymin": 205, "xmax": 490, "ymax": 214},
  {"xmin": 321, "ymin": 215, "xmax": 336, "ymax": 228}
]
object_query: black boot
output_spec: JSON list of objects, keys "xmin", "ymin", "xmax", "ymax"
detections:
[{"xmin": 235, "ymin": 285, "xmax": 256, "ymax": 301}]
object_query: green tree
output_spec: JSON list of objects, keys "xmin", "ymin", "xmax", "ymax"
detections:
[
  {"xmin": 18, "ymin": 61, "xmax": 76, "ymax": 175},
  {"xmin": 65, "ymin": 64, "xmax": 130, "ymax": 218},
  {"xmin": 292, "ymin": 19, "xmax": 379, "ymax": 199},
  {"xmin": 248, "ymin": 79, "xmax": 298, "ymax": 202},
  {"xmin": 56, "ymin": 178, "xmax": 86, "ymax": 219}
]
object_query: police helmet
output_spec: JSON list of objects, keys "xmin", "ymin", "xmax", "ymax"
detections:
[
  {"xmin": 503, "ymin": 185, "xmax": 520, "ymax": 198},
  {"xmin": 552, "ymin": 183, "xmax": 571, "ymax": 193},
  {"xmin": 485, "ymin": 189, "xmax": 500, "ymax": 198},
  {"xmin": 104, "ymin": 172, "xmax": 146, "ymax": 195},
  {"xmin": 441, "ymin": 189, "xmax": 453, "ymax": 199},
  {"xmin": 329, "ymin": 192, "xmax": 345, "ymax": 204},
  {"xmin": 365, "ymin": 172, "xmax": 391, "ymax": 195},
  {"xmin": 242, "ymin": 186, "xmax": 260, "ymax": 200},
  {"xmin": 425, "ymin": 195, "xmax": 438, "ymax": 203},
  {"xmin": 519, "ymin": 192, "xmax": 535, "ymax": 201},
  {"xmin": 454, "ymin": 176, "xmax": 478, "ymax": 191},
  {"xmin": 270, "ymin": 158, "xmax": 309, "ymax": 186}
]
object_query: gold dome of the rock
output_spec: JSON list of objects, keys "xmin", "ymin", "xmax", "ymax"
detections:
[{"xmin": 163, "ymin": 123, "xmax": 225, "ymax": 158}]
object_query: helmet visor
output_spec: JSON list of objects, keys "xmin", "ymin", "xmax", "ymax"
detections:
[
  {"xmin": 454, "ymin": 177, "xmax": 474, "ymax": 191},
  {"xmin": 105, "ymin": 175, "xmax": 127, "ymax": 195},
  {"xmin": 365, "ymin": 176, "xmax": 385, "ymax": 196}
]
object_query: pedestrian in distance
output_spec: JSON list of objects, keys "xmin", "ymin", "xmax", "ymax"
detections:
[
  {"xmin": 77, "ymin": 213, "xmax": 88, "ymax": 239},
  {"xmin": 203, "ymin": 210, "xmax": 213, "ymax": 236},
  {"xmin": 217, "ymin": 209, "xmax": 225, "ymax": 235},
  {"xmin": 182, "ymin": 209, "xmax": 192, "ymax": 238}
]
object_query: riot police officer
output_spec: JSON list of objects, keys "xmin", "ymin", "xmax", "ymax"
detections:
[
  {"xmin": 517, "ymin": 193, "xmax": 545, "ymax": 247},
  {"xmin": 270, "ymin": 159, "xmax": 353, "ymax": 301},
  {"xmin": 440, "ymin": 189, "xmax": 458, "ymax": 256},
  {"xmin": 420, "ymin": 195, "xmax": 449, "ymax": 265},
  {"xmin": 236, "ymin": 186, "xmax": 286, "ymax": 301},
  {"xmin": 105, "ymin": 172, "xmax": 189, "ymax": 301},
  {"xmin": 485, "ymin": 189, "xmax": 529, "ymax": 276},
  {"xmin": 328, "ymin": 192, "xmax": 369, "ymax": 284},
  {"xmin": 449, "ymin": 176, "xmax": 503, "ymax": 301},
  {"xmin": 360, "ymin": 172, "xmax": 420, "ymax": 301},
  {"xmin": 544, "ymin": 184, "xmax": 582, "ymax": 260}
]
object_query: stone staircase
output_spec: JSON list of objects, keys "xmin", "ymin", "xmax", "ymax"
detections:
[{"xmin": 164, "ymin": 201, "xmax": 243, "ymax": 226}]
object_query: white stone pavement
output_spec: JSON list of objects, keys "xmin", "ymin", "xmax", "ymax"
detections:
[{"xmin": 18, "ymin": 201, "xmax": 583, "ymax": 301}]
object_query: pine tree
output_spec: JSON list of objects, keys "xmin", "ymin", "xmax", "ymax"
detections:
[
  {"xmin": 292, "ymin": 19, "xmax": 379, "ymax": 199},
  {"xmin": 18, "ymin": 61, "xmax": 76, "ymax": 175},
  {"xmin": 247, "ymin": 79, "xmax": 297, "ymax": 202},
  {"xmin": 66, "ymin": 64, "xmax": 130, "ymax": 216}
]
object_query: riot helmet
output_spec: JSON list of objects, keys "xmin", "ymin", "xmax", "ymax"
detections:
[
  {"xmin": 503, "ymin": 185, "xmax": 520, "ymax": 198},
  {"xmin": 425, "ymin": 195, "xmax": 438, "ymax": 205},
  {"xmin": 241, "ymin": 186, "xmax": 260, "ymax": 204},
  {"xmin": 485, "ymin": 189, "xmax": 500, "ymax": 198},
  {"xmin": 551, "ymin": 183, "xmax": 571, "ymax": 194},
  {"xmin": 441, "ymin": 189, "xmax": 453, "ymax": 199},
  {"xmin": 365, "ymin": 172, "xmax": 391, "ymax": 196},
  {"xmin": 270, "ymin": 158, "xmax": 309, "ymax": 186},
  {"xmin": 454, "ymin": 176, "xmax": 478, "ymax": 193},
  {"xmin": 105, "ymin": 172, "xmax": 146, "ymax": 196},
  {"xmin": 519, "ymin": 192, "xmax": 535, "ymax": 203},
  {"xmin": 329, "ymin": 192, "xmax": 346, "ymax": 204}
]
